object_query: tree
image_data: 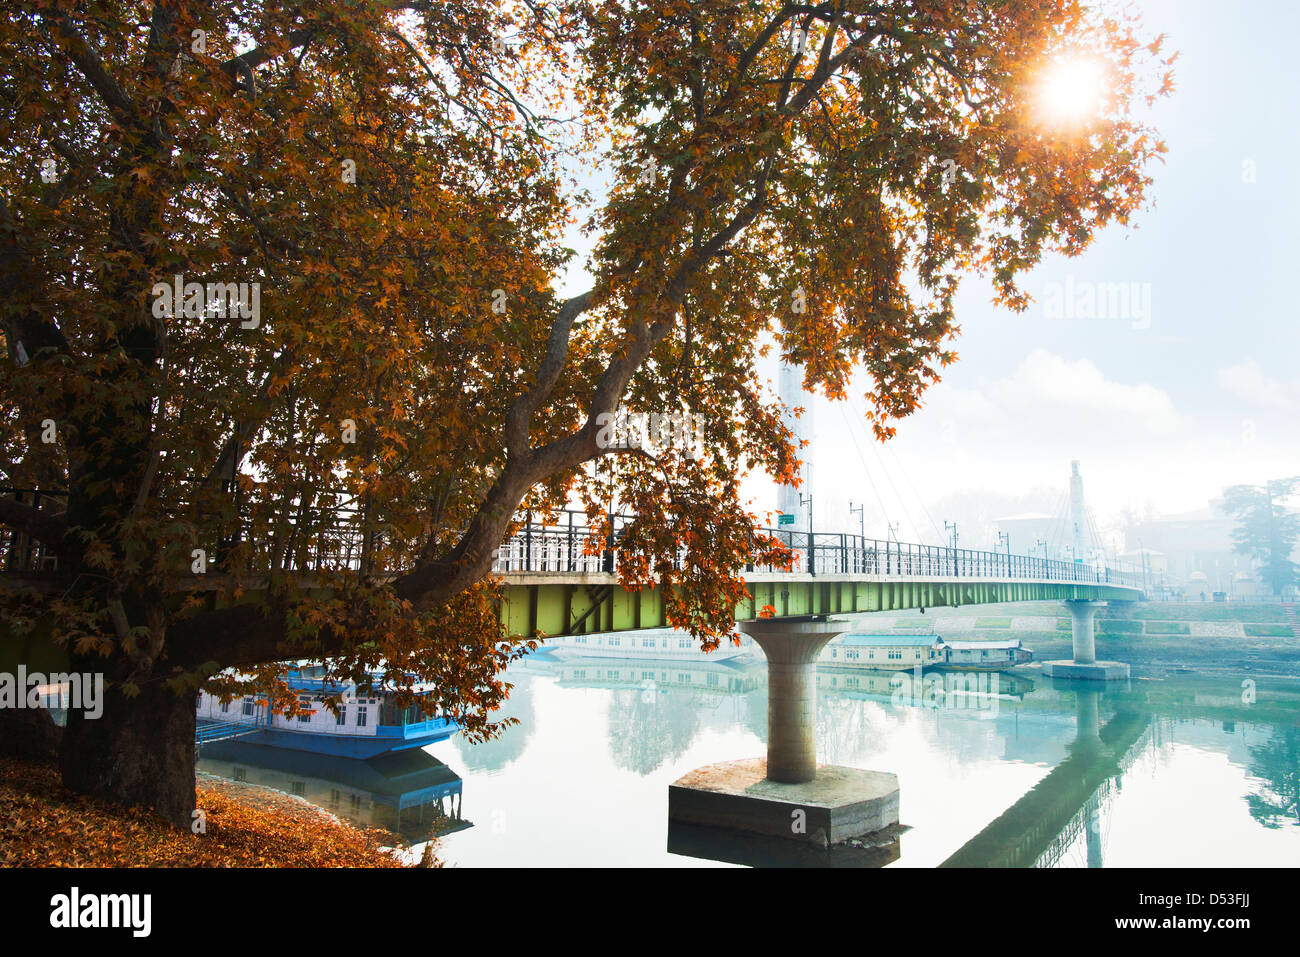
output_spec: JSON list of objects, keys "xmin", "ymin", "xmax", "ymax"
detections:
[
  {"xmin": 1, "ymin": 0, "xmax": 1171, "ymax": 825},
  {"xmin": 1221, "ymin": 478, "xmax": 1300, "ymax": 596}
]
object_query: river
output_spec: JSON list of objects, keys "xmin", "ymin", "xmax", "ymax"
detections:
[{"xmin": 197, "ymin": 651, "xmax": 1300, "ymax": 867}]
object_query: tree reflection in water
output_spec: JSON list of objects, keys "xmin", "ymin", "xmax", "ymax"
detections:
[{"xmin": 1245, "ymin": 725, "xmax": 1300, "ymax": 828}]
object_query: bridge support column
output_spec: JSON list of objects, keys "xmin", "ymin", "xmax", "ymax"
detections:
[
  {"xmin": 748, "ymin": 616, "xmax": 840, "ymax": 781},
  {"xmin": 668, "ymin": 616, "xmax": 900, "ymax": 852},
  {"xmin": 1042, "ymin": 600, "xmax": 1130, "ymax": 681}
]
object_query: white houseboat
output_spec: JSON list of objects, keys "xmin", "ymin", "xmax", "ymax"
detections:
[
  {"xmin": 195, "ymin": 664, "xmax": 458, "ymax": 759},
  {"xmin": 820, "ymin": 634, "xmax": 947, "ymax": 671},
  {"xmin": 819, "ymin": 634, "xmax": 1031, "ymax": 673},
  {"xmin": 939, "ymin": 639, "xmax": 1033, "ymax": 671},
  {"xmin": 542, "ymin": 628, "xmax": 755, "ymax": 661}
]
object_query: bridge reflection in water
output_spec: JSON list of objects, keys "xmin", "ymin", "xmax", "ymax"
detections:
[
  {"xmin": 941, "ymin": 683, "xmax": 1151, "ymax": 868},
  {"xmin": 518, "ymin": 652, "xmax": 1124, "ymax": 867},
  {"xmin": 523, "ymin": 652, "xmax": 1181, "ymax": 868}
]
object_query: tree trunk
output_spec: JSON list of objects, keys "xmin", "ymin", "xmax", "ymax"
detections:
[
  {"xmin": 59, "ymin": 659, "xmax": 196, "ymax": 829},
  {"xmin": 0, "ymin": 706, "xmax": 63, "ymax": 763}
]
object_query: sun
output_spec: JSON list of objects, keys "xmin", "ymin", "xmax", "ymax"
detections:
[{"xmin": 1036, "ymin": 55, "xmax": 1106, "ymax": 125}]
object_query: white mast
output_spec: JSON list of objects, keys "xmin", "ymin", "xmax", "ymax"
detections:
[
  {"xmin": 1069, "ymin": 460, "xmax": 1087, "ymax": 560},
  {"xmin": 777, "ymin": 360, "xmax": 813, "ymax": 532}
]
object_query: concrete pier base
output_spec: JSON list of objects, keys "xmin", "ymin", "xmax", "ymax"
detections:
[
  {"xmin": 1042, "ymin": 659, "xmax": 1130, "ymax": 680},
  {"xmin": 668, "ymin": 758, "xmax": 900, "ymax": 846}
]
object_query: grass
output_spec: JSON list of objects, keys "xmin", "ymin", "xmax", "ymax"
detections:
[
  {"xmin": 1244, "ymin": 624, "xmax": 1296, "ymax": 637},
  {"xmin": 975, "ymin": 617, "xmax": 1012, "ymax": 629},
  {"xmin": 1097, "ymin": 619, "xmax": 1143, "ymax": 633},
  {"xmin": 1128, "ymin": 604, "xmax": 1290, "ymax": 622},
  {"xmin": 0, "ymin": 755, "xmax": 431, "ymax": 867},
  {"xmin": 1143, "ymin": 621, "xmax": 1191, "ymax": 635}
]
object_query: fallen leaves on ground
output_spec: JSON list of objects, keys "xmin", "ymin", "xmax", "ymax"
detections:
[{"xmin": 0, "ymin": 756, "xmax": 433, "ymax": 867}]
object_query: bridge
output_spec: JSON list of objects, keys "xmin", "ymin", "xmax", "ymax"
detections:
[
  {"xmin": 3, "ymin": 489, "xmax": 1146, "ymax": 853},
  {"xmin": 489, "ymin": 510, "xmax": 1144, "ymax": 638}
]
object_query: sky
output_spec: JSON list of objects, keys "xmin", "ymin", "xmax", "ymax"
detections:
[{"xmin": 558, "ymin": 0, "xmax": 1300, "ymax": 551}]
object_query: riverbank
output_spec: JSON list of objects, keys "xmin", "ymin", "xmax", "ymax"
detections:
[
  {"xmin": 881, "ymin": 601, "xmax": 1299, "ymax": 678},
  {"xmin": 0, "ymin": 754, "xmax": 433, "ymax": 867}
]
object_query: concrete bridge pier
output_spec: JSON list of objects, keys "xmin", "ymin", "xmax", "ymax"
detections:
[
  {"xmin": 667, "ymin": 616, "xmax": 900, "ymax": 848},
  {"xmin": 1042, "ymin": 600, "xmax": 1130, "ymax": 680}
]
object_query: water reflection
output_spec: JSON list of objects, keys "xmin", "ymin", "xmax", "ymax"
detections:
[
  {"xmin": 536, "ymin": 655, "xmax": 765, "ymax": 774},
  {"xmin": 942, "ymin": 686, "xmax": 1150, "ymax": 868},
  {"xmin": 667, "ymin": 821, "xmax": 904, "ymax": 868},
  {"xmin": 197, "ymin": 741, "xmax": 471, "ymax": 843},
  {"xmin": 1245, "ymin": 726, "xmax": 1300, "ymax": 829},
  {"xmin": 198, "ymin": 649, "xmax": 1300, "ymax": 867}
]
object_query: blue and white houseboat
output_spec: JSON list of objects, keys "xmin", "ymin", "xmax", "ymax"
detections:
[{"xmin": 195, "ymin": 664, "xmax": 458, "ymax": 759}]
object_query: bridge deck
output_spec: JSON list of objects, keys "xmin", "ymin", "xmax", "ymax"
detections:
[{"xmin": 499, "ymin": 572, "xmax": 1141, "ymax": 639}]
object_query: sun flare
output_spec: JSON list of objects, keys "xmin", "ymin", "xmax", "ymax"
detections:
[{"xmin": 1036, "ymin": 56, "xmax": 1106, "ymax": 125}]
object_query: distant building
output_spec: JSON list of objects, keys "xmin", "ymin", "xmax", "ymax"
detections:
[
  {"xmin": 1123, "ymin": 498, "xmax": 1293, "ymax": 598},
  {"xmin": 993, "ymin": 512, "xmax": 1064, "ymax": 556}
]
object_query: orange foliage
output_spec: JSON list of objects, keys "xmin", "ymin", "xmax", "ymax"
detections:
[{"xmin": 0, "ymin": 756, "xmax": 421, "ymax": 868}]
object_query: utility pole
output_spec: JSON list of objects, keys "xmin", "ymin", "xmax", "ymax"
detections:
[
  {"xmin": 849, "ymin": 500, "xmax": 865, "ymax": 540},
  {"xmin": 945, "ymin": 520, "xmax": 959, "ymax": 550},
  {"xmin": 800, "ymin": 491, "xmax": 815, "ymax": 576},
  {"xmin": 1138, "ymin": 537, "xmax": 1149, "ymax": 594},
  {"xmin": 888, "ymin": 521, "xmax": 899, "ymax": 542}
]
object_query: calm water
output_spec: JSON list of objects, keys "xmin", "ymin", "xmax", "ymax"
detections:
[{"xmin": 199, "ymin": 651, "xmax": 1300, "ymax": 867}]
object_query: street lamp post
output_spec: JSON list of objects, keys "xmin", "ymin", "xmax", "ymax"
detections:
[
  {"xmin": 800, "ymin": 491, "xmax": 814, "ymax": 576},
  {"xmin": 849, "ymin": 501, "xmax": 865, "ymax": 573}
]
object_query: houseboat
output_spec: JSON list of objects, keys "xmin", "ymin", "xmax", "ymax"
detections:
[
  {"xmin": 938, "ymin": 639, "xmax": 1033, "ymax": 671},
  {"xmin": 820, "ymin": 634, "xmax": 946, "ymax": 671},
  {"xmin": 542, "ymin": 628, "xmax": 755, "ymax": 661},
  {"xmin": 195, "ymin": 664, "xmax": 458, "ymax": 759},
  {"xmin": 819, "ymin": 634, "xmax": 1032, "ymax": 673}
]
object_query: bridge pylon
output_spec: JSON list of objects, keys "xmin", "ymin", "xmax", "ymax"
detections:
[
  {"xmin": 667, "ymin": 615, "xmax": 901, "ymax": 848},
  {"xmin": 1042, "ymin": 599, "xmax": 1130, "ymax": 680}
]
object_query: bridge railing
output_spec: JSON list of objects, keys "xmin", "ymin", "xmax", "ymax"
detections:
[
  {"xmin": 1, "ymin": 490, "xmax": 1145, "ymax": 589},
  {"xmin": 489, "ymin": 511, "xmax": 1147, "ymax": 589}
]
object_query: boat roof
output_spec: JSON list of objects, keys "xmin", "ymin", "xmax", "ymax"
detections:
[
  {"xmin": 839, "ymin": 633, "xmax": 942, "ymax": 647},
  {"xmin": 944, "ymin": 639, "xmax": 1022, "ymax": 650}
]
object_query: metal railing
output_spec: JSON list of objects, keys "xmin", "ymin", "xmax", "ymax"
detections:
[
  {"xmin": 490, "ymin": 510, "xmax": 1148, "ymax": 589},
  {"xmin": 2, "ymin": 491, "xmax": 1146, "ymax": 589}
]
